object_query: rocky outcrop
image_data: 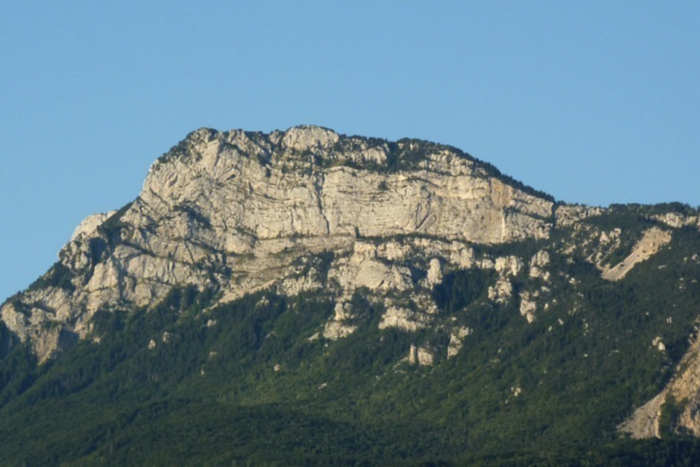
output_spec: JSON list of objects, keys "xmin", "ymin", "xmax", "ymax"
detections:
[
  {"xmin": 554, "ymin": 204, "xmax": 604, "ymax": 227},
  {"xmin": 447, "ymin": 327, "xmax": 472, "ymax": 358},
  {"xmin": 529, "ymin": 250, "xmax": 550, "ymax": 281},
  {"xmin": 488, "ymin": 278, "xmax": 513, "ymax": 304},
  {"xmin": 620, "ymin": 329, "xmax": 700, "ymax": 438},
  {"xmin": 379, "ymin": 307, "xmax": 432, "ymax": 332},
  {"xmin": 651, "ymin": 212, "xmax": 700, "ymax": 230},
  {"xmin": 71, "ymin": 211, "xmax": 117, "ymax": 241},
  {"xmin": 519, "ymin": 292, "xmax": 537, "ymax": 324},
  {"xmin": 408, "ymin": 344, "xmax": 434, "ymax": 366},
  {"xmin": 600, "ymin": 227, "xmax": 672, "ymax": 281}
]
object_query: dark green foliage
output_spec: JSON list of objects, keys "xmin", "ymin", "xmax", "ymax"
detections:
[
  {"xmin": 433, "ymin": 268, "xmax": 495, "ymax": 313},
  {"xmin": 27, "ymin": 262, "xmax": 76, "ymax": 293},
  {"xmin": 452, "ymin": 438, "xmax": 700, "ymax": 466},
  {"xmin": 0, "ymin": 340, "xmax": 38, "ymax": 408},
  {"xmin": 583, "ymin": 208, "xmax": 655, "ymax": 232},
  {"xmin": 385, "ymin": 139, "xmax": 431, "ymax": 171},
  {"xmin": 660, "ymin": 394, "xmax": 681, "ymax": 437},
  {"xmin": 0, "ymin": 321, "xmax": 12, "ymax": 358},
  {"xmin": 608, "ymin": 202, "xmax": 699, "ymax": 217}
]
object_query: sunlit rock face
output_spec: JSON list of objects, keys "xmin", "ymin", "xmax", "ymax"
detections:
[{"xmin": 1, "ymin": 125, "xmax": 555, "ymax": 362}]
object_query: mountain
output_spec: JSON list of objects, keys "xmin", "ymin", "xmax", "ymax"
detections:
[{"xmin": 2, "ymin": 126, "xmax": 700, "ymax": 466}]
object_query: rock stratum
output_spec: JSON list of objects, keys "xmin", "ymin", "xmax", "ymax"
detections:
[{"xmin": 2, "ymin": 126, "xmax": 700, "ymax": 464}]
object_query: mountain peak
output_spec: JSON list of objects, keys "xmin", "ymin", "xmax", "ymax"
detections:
[
  {"xmin": 3, "ymin": 127, "xmax": 700, "ymax": 464},
  {"xmin": 2, "ymin": 126, "xmax": 558, "ymax": 362}
]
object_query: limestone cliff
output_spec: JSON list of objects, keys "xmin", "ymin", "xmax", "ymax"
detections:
[
  {"xmin": 0, "ymin": 126, "xmax": 555, "ymax": 361},
  {"xmin": 620, "ymin": 327, "xmax": 700, "ymax": 439}
]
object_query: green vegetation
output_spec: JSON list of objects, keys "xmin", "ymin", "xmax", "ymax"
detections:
[{"xmin": 27, "ymin": 262, "xmax": 76, "ymax": 293}]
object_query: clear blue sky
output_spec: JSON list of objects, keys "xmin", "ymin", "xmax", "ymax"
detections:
[{"xmin": 1, "ymin": 2, "xmax": 699, "ymax": 303}]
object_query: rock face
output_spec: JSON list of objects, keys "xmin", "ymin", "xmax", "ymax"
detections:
[
  {"xmin": 0, "ymin": 126, "xmax": 555, "ymax": 362},
  {"xmin": 71, "ymin": 211, "xmax": 117, "ymax": 241},
  {"xmin": 408, "ymin": 344, "xmax": 434, "ymax": 366},
  {"xmin": 621, "ymin": 329, "xmax": 700, "ymax": 439},
  {"xmin": 600, "ymin": 227, "xmax": 672, "ymax": 281}
]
